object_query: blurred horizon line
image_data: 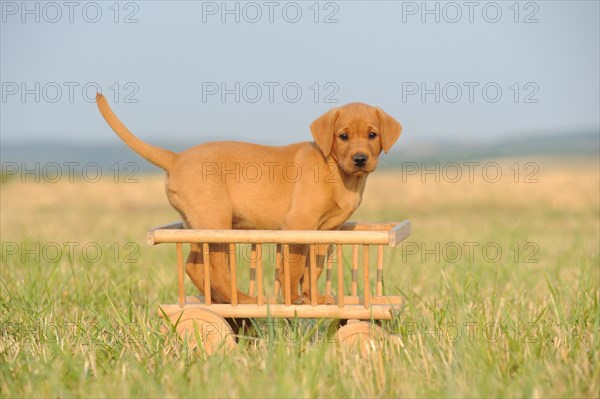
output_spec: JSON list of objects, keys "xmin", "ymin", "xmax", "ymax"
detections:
[
  {"xmin": 1, "ymin": 126, "xmax": 597, "ymax": 147},
  {"xmin": 1, "ymin": 130, "xmax": 597, "ymax": 173}
]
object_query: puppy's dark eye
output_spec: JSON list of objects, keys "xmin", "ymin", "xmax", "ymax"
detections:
[
  {"xmin": 339, "ymin": 133, "xmax": 349, "ymax": 141},
  {"xmin": 369, "ymin": 132, "xmax": 378, "ymax": 139}
]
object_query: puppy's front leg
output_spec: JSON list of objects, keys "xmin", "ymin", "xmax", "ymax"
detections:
[
  {"xmin": 278, "ymin": 230, "xmax": 332, "ymax": 305},
  {"xmin": 300, "ymin": 244, "xmax": 335, "ymax": 304},
  {"xmin": 281, "ymin": 197, "xmax": 336, "ymax": 304},
  {"xmin": 279, "ymin": 243, "xmax": 308, "ymax": 304}
]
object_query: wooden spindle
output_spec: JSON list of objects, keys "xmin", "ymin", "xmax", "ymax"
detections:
[
  {"xmin": 283, "ymin": 244, "xmax": 291, "ymax": 305},
  {"xmin": 337, "ymin": 245, "xmax": 344, "ymax": 307},
  {"xmin": 310, "ymin": 244, "xmax": 317, "ymax": 307},
  {"xmin": 256, "ymin": 244, "xmax": 264, "ymax": 305},
  {"xmin": 249, "ymin": 244, "xmax": 256, "ymax": 296},
  {"xmin": 177, "ymin": 242, "xmax": 184, "ymax": 307},
  {"xmin": 363, "ymin": 244, "xmax": 370, "ymax": 308},
  {"xmin": 376, "ymin": 245, "xmax": 383, "ymax": 296},
  {"xmin": 229, "ymin": 243, "xmax": 237, "ymax": 305},
  {"xmin": 203, "ymin": 243, "xmax": 211, "ymax": 305},
  {"xmin": 325, "ymin": 245, "xmax": 333, "ymax": 297},
  {"xmin": 351, "ymin": 245, "xmax": 358, "ymax": 296},
  {"xmin": 274, "ymin": 244, "xmax": 282, "ymax": 298}
]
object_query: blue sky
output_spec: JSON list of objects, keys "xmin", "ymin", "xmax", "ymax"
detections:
[{"xmin": 1, "ymin": 1, "xmax": 598, "ymax": 146}]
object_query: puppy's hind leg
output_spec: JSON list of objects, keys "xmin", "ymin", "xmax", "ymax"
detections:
[
  {"xmin": 207, "ymin": 243, "xmax": 257, "ymax": 304},
  {"xmin": 183, "ymin": 203, "xmax": 257, "ymax": 305},
  {"xmin": 185, "ymin": 243, "xmax": 205, "ymax": 296}
]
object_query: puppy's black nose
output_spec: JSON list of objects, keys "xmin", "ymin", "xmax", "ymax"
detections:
[{"xmin": 353, "ymin": 153, "xmax": 368, "ymax": 167}]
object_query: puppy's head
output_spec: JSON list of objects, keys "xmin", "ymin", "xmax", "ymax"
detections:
[{"xmin": 311, "ymin": 103, "xmax": 402, "ymax": 176}]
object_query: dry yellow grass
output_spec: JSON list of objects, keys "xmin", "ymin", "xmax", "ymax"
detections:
[
  {"xmin": 364, "ymin": 157, "xmax": 598, "ymax": 213},
  {"xmin": 1, "ymin": 174, "xmax": 177, "ymax": 243},
  {"xmin": 2, "ymin": 155, "xmax": 597, "ymax": 295}
]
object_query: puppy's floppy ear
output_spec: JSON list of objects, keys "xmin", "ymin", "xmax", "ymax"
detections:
[
  {"xmin": 376, "ymin": 108, "xmax": 402, "ymax": 154},
  {"xmin": 310, "ymin": 108, "xmax": 339, "ymax": 158}
]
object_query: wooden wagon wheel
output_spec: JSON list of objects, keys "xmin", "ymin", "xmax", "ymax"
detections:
[
  {"xmin": 171, "ymin": 309, "xmax": 236, "ymax": 355},
  {"xmin": 333, "ymin": 320, "xmax": 387, "ymax": 354}
]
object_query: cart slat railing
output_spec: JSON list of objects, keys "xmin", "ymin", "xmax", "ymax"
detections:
[{"xmin": 151, "ymin": 221, "xmax": 410, "ymax": 318}]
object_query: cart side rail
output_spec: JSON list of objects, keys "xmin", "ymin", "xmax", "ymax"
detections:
[{"xmin": 148, "ymin": 220, "xmax": 411, "ymax": 247}]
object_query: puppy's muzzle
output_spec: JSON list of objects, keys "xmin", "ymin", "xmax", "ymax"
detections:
[{"xmin": 352, "ymin": 153, "xmax": 368, "ymax": 168}]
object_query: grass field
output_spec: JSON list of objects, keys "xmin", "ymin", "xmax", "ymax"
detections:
[{"xmin": 1, "ymin": 156, "xmax": 598, "ymax": 398}]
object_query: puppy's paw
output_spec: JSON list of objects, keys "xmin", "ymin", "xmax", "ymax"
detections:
[
  {"xmin": 320, "ymin": 294, "xmax": 335, "ymax": 305},
  {"xmin": 238, "ymin": 294, "xmax": 258, "ymax": 304},
  {"xmin": 293, "ymin": 297, "xmax": 306, "ymax": 305},
  {"xmin": 299, "ymin": 293, "xmax": 335, "ymax": 305}
]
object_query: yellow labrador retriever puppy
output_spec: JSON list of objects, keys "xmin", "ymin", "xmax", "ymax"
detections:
[{"xmin": 96, "ymin": 94, "xmax": 402, "ymax": 304}]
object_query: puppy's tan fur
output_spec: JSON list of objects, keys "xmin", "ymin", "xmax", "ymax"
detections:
[{"xmin": 96, "ymin": 94, "xmax": 402, "ymax": 304}]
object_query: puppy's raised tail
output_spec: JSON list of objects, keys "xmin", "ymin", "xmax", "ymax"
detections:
[{"xmin": 96, "ymin": 93, "xmax": 175, "ymax": 171}]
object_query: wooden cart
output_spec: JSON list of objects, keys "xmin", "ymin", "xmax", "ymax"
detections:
[{"xmin": 148, "ymin": 220, "xmax": 411, "ymax": 353}]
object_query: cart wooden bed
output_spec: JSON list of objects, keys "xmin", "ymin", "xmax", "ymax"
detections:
[{"xmin": 148, "ymin": 220, "xmax": 411, "ymax": 353}]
